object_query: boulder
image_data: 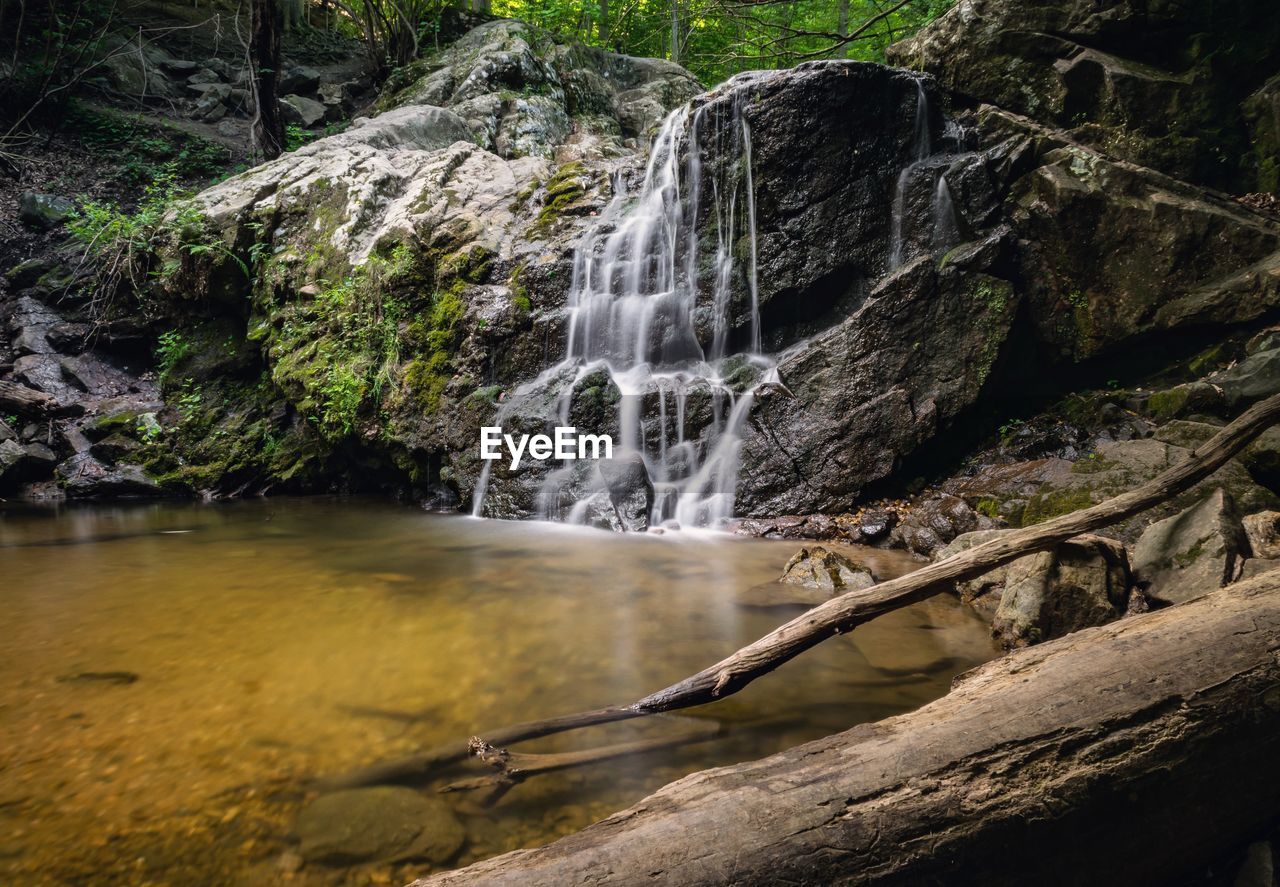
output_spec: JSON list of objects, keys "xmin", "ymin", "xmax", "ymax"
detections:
[
  {"xmin": 295, "ymin": 787, "xmax": 464, "ymax": 866},
  {"xmin": 939, "ymin": 530, "xmax": 1129, "ymax": 644},
  {"xmin": 56, "ymin": 453, "xmax": 160, "ymax": 498},
  {"xmin": 779, "ymin": 545, "xmax": 875, "ymax": 592},
  {"xmin": 1243, "ymin": 74, "xmax": 1280, "ymax": 194},
  {"xmin": 1133, "ymin": 489, "xmax": 1247, "ymax": 605},
  {"xmin": 280, "ymin": 94, "xmax": 327, "ymax": 128},
  {"xmin": 739, "ymin": 545, "xmax": 875, "ymax": 608},
  {"xmin": 18, "ymin": 192, "xmax": 74, "ymax": 230},
  {"xmin": 0, "ymin": 439, "xmax": 27, "ymax": 486},
  {"xmin": 1242, "ymin": 511, "xmax": 1280, "ymax": 560},
  {"xmin": 1209, "ymin": 348, "xmax": 1280, "ymax": 408},
  {"xmin": 279, "ymin": 65, "xmax": 321, "ymax": 95},
  {"xmin": 597, "ymin": 454, "xmax": 653, "ymax": 532}
]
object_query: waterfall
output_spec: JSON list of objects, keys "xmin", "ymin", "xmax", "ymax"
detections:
[
  {"xmin": 475, "ymin": 88, "xmax": 772, "ymax": 530},
  {"xmin": 888, "ymin": 78, "xmax": 932, "ymax": 271},
  {"xmin": 931, "ymin": 173, "xmax": 961, "ymax": 253}
]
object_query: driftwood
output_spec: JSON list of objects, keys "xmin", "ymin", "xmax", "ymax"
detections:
[
  {"xmin": 439, "ymin": 720, "xmax": 723, "ymax": 796},
  {"xmin": 324, "ymin": 392, "xmax": 1280, "ymax": 790},
  {"xmin": 413, "ymin": 571, "xmax": 1280, "ymax": 886},
  {"xmin": 0, "ymin": 380, "xmax": 55, "ymax": 417}
]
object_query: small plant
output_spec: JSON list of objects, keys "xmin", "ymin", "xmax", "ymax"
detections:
[{"xmin": 155, "ymin": 331, "xmax": 193, "ymax": 387}]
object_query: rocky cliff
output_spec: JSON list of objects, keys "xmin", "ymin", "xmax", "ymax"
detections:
[{"xmin": 3, "ymin": 1, "xmax": 1280, "ymax": 533}]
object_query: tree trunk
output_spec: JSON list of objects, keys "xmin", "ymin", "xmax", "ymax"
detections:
[
  {"xmin": 251, "ymin": 0, "xmax": 285, "ymax": 160},
  {"xmin": 669, "ymin": 0, "xmax": 680, "ymax": 65},
  {"xmin": 836, "ymin": 0, "xmax": 849, "ymax": 58},
  {"xmin": 412, "ymin": 571, "xmax": 1280, "ymax": 886},
  {"xmin": 598, "ymin": 0, "xmax": 610, "ymax": 45}
]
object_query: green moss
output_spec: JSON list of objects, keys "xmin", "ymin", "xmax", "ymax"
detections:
[
  {"xmin": 534, "ymin": 161, "xmax": 589, "ymax": 232},
  {"xmin": 1021, "ymin": 487, "xmax": 1096, "ymax": 526},
  {"xmin": 974, "ymin": 497, "xmax": 1001, "ymax": 519},
  {"xmin": 1147, "ymin": 387, "xmax": 1189, "ymax": 421},
  {"xmin": 967, "ymin": 276, "xmax": 1013, "ymax": 386}
]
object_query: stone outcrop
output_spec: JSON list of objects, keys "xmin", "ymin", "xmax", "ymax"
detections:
[
  {"xmin": 886, "ymin": 0, "xmax": 1280, "ymax": 192},
  {"xmin": 939, "ymin": 530, "xmax": 1130, "ymax": 646},
  {"xmin": 1133, "ymin": 489, "xmax": 1248, "ymax": 605}
]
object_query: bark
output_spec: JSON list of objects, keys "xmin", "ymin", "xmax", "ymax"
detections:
[
  {"xmin": 323, "ymin": 393, "xmax": 1280, "ymax": 790},
  {"xmin": 0, "ymin": 380, "xmax": 56, "ymax": 416},
  {"xmin": 251, "ymin": 0, "xmax": 285, "ymax": 160},
  {"xmin": 413, "ymin": 571, "xmax": 1280, "ymax": 886},
  {"xmin": 599, "ymin": 0, "xmax": 610, "ymax": 45}
]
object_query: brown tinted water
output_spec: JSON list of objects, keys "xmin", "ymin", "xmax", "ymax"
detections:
[{"xmin": 0, "ymin": 498, "xmax": 997, "ymax": 886}]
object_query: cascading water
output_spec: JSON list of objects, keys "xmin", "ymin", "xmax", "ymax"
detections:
[
  {"xmin": 473, "ymin": 85, "xmax": 774, "ymax": 529},
  {"xmin": 473, "ymin": 69, "xmax": 968, "ymax": 530}
]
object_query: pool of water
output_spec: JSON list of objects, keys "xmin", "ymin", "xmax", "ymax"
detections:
[{"xmin": 0, "ymin": 498, "xmax": 997, "ymax": 885}]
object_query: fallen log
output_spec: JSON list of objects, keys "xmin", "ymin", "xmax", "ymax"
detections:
[
  {"xmin": 325, "ymin": 392, "xmax": 1280, "ymax": 789},
  {"xmin": 0, "ymin": 380, "xmax": 55, "ymax": 417},
  {"xmin": 413, "ymin": 571, "xmax": 1280, "ymax": 886}
]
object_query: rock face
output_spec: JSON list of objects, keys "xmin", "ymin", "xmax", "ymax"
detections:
[
  {"xmin": 940, "ymin": 530, "xmax": 1130, "ymax": 646},
  {"xmin": 1133, "ymin": 489, "xmax": 1248, "ymax": 605},
  {"xmin": 295, "ymin": 787, "xmax": 464, "ymax": 866},
  {"xmin": 886, "ymin": 0, "xmax": 1280, "ymax": 192},
  {"xmin": 31, "ymin": 5, "xmax": 1280, "ymax": 523}
]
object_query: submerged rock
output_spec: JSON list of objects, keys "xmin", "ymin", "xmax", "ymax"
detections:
[
  {"xmin": 1133, "ymin": 489, "xmax": 1247, "ymax": 605},
  {"xmin": 296, "ymin": 787, "xmax": 464, "ymax": 866}
]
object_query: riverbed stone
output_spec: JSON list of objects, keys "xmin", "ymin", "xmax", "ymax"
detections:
[
  {"xmin": 1133, "ymin": 489, "xmax": 1247, "ymax": 605},
  {"xmin": 296, "ymin": 787, "xmax": 464, "ymax": 866}
]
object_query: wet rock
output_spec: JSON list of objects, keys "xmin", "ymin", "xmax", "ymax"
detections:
[
  {"xmin": 740, "ymin": 545, "xmax": 875, "ymax": 608},
  {"xmin": 780, "ymin": 546, "xmax": 875, "ymax": 592},
  {"xmin": 597, "ymin": 454, "xmax": 653, "ymax": 532},
  {"xmin": 1143, "ymin": 383, "xmax": 1227, "ymax": 422},
  {"xmin": 0, "ymin": 419, "xmax": 14, "ymax": 442},
  {"xmin": 296, "ymin": 787, "xmax": 464, "ymax": 866},
  {"xmin": 889, "ymin": 493, "xmax": 994, "ymax": 556},
  {"xmin": 18, "ymin": 192, "xmax": 74, "ymax": 230},
  {"xmin": 56, "ymin": 453, "xmax": 160, "ymax": 498},
  {"xmin": 280, "ymin": 94, "xmax": 327, "ymax": 128},
  {"xmin": 1242, "ymin": 511, "xmax": 1280, "ymax": 559},
  {"xmin": 992, "ymin": 534, "xmax": 1129, "ymax": 648},
  {"xmin": 91, "ymin": 433, "xmax": 141, "ymax": 463},
  {"xmin": 0, "ymin": 439, "xmax": 27, "ymax": 485},
  {"xmin": 1133, "ymin": 489, "xmax": 1247, "ymax": 605},
  {"xmin": 730, "ymin": 513, "xmax": 864, "ymax": 543}
]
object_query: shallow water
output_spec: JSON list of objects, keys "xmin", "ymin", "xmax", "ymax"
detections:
[{"xmin": 0, "ymin": 498, "xmax": 997, "ymax": 885}]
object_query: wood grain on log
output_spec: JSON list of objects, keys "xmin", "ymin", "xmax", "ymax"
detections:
[
  {"xmin": 0, "ymin": 380, "xmax": 55, "ymax": 416},
  {"xmin": 412, "ymin": 571, "xmax": 1280, "ymax": 886}
]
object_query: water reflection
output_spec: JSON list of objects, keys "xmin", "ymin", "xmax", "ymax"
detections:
[{"xmin": 0, "ymin": 498, "xmax": 996, "ymax": 885}]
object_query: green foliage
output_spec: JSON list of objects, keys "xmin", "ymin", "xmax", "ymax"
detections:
[
  {"xmin": 155, "ymin": 331, "xmax": 193, "ymax": 387},
  {"xmin": 65, "ymin": 104, "xmax": 230, "ymax": 188},
  {"xmin": 491, "ymin": 0, "xmax": 955, "ymax": 85}
]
